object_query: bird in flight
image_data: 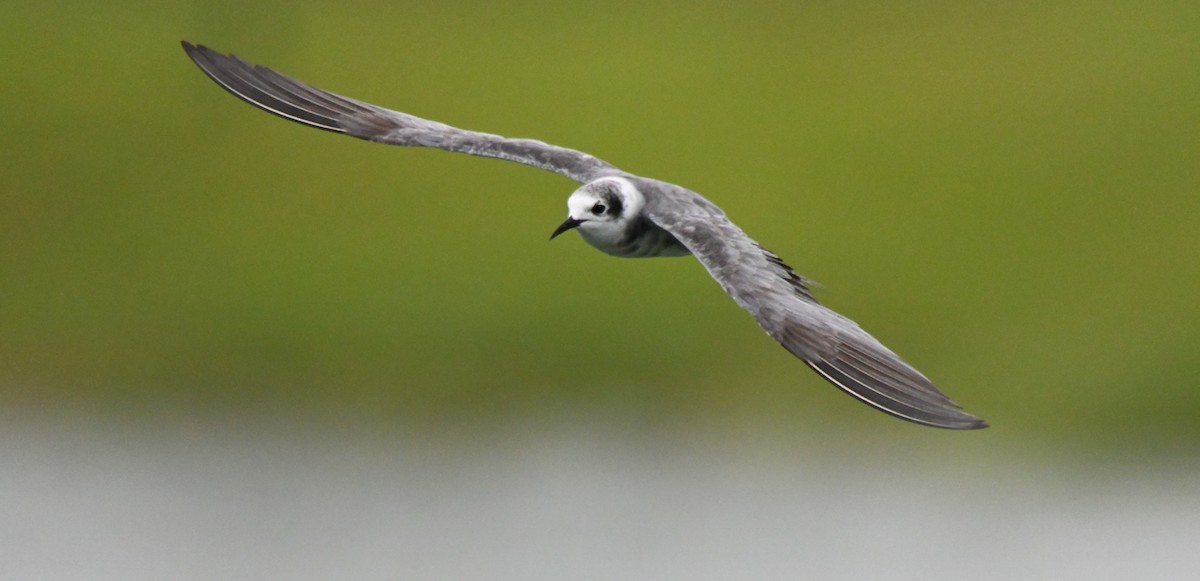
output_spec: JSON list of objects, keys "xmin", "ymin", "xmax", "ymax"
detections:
[{"xmin": 182, "ymin": 41, "xmax": 986, "ymax": 430}]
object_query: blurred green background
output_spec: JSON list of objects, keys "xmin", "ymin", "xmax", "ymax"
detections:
[{"xmin": 2, "ymin": 0, "xmax": 1198, "ymax": 456}]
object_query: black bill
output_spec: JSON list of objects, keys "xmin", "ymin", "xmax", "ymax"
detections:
[{"xmin": 549, "ymin": 217, "xmax": 583, "ymax": 239}]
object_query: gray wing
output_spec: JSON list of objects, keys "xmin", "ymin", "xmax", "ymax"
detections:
[
  {"xmin": 640, "ymin": 179, "xmax": 986, "ymax": 430},
  {"xmin": 181, "ymin": 42, "xmax": 622, "ymax": 183}
]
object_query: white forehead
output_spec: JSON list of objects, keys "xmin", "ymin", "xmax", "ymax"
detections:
[{"xmin": 567, "ymin": 177, "xmax": 642, "ymax": 213}]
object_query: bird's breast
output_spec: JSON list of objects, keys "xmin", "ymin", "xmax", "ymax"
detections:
[{"xmin": 579, "ymin": 218, "xmax": 690, "ymax": 258}]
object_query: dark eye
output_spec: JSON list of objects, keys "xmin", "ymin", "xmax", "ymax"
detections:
[{"xmin": 591, "ymin": 202, "xmax": 607, "ymax": 215}]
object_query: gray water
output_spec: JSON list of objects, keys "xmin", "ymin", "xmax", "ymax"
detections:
[{"xmin": 3, "ymin": 417, "xmax": 1197, "ymax": 580}]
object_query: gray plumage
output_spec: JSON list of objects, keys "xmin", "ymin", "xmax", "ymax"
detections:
[{"xmin": 182, "ymin": 41, "xmax": 986, "ymax": 430}]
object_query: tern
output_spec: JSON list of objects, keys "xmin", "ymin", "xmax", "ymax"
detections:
[{"xmin": 182, "ymin": 41, "xmax": 986, "ymax": 430}]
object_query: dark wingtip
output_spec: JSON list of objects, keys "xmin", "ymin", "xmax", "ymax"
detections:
[
  {"xmin": 920, "ymin": 413, "xmax": 988, "ymax": 431},
  {"xmin": 964, "ymin": 417, "xmax": 989, "ymax": 430},
  {"xmin": 919, "ymin": 413, "xmax": 988, "ymax": 431},
  {"xmin": 930, "ymin": 406, "xmax": 989, "ymax": 431},
  {"xmin": 804, "ymin": 359, "xmax": 989, "ymax": 430},
  {"xmin": 180, "ymin": 41, "xmax": 213, "ymax": 66},
  {"xmin": 179, "ymin": 41, "xmax": 361, "ymax": 135},
  {"xmin": 945, "ymin": 416, "xmax": 989, "ymax": 430}
]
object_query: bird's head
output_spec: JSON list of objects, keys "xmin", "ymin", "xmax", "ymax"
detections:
[{"xmin": 550, "ymin": 177, "xmax": 644, "ymax": 241}]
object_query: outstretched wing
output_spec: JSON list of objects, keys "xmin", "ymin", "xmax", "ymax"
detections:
[
  {"xmin": 640, "ymin": 178, "xmax": 986, "ymax": 430},
  {"xmin": 182, "ymin": 42, "xmax": 623, "ymax": 183}
]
